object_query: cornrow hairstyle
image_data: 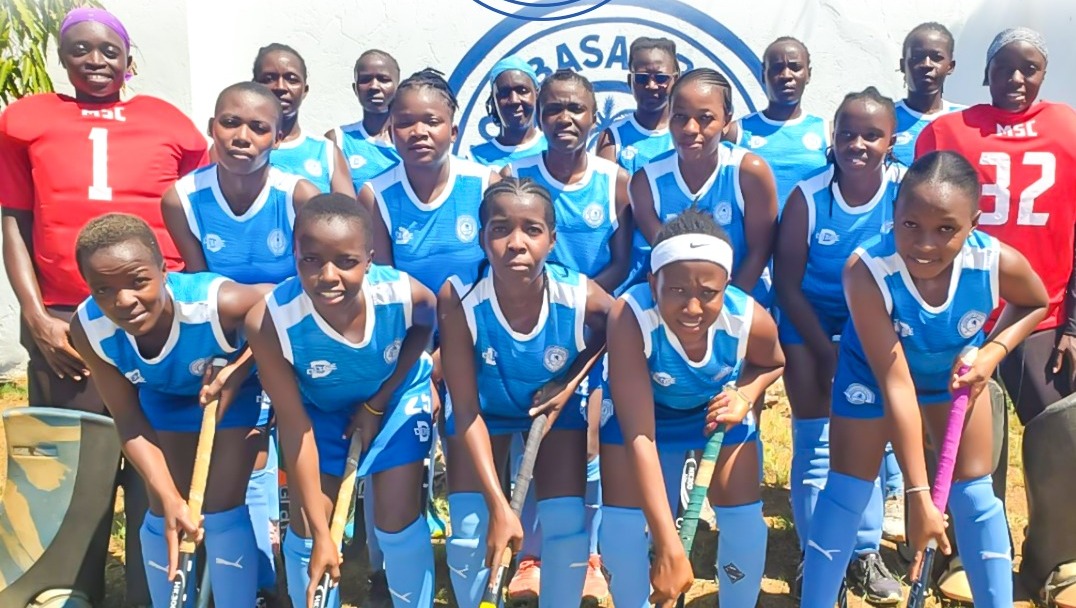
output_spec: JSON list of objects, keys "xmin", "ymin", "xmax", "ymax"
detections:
[
  {"xmin": 538, "ymin": 69, "xmax": 597, "ymax": 113},
  {"xmin": 214, "ymin": 82, "xmax": 284, "ymax": 129},
  {"xmin": 654, "ymin": 206, "xmax": 732, "ymax": 247},
  {"xmin": 294, "ymin": 192, "xmax": 375, "ymax": 249},
  {"xmin": 902, "ymin": 22, "xmax": 956, "ymax": 56},
  {"xmin": 391, "ymin": 68, "xmax": 459, "ymax": 117},
  {"xmin": 252, "ymin": 42, "xmax": 307, "ymax": 80},
  {"xmin": 825, "ymin": 86, "xmax": 898, "ymax": 215},
  {"xmin": 629, "ymin": 37, "xmax": 679, "ymax": 70},
  {"xmin": 899, "ymin": 150, "xmax": 981, "ymax": 213},
  {"xmin": 669, "ymin": 68, "xmax": 734, "ymax": 119},
  {"xmin": 764, "ymin": 36, "xmax": 811, "ymax": 64},
  {"xmin": 75, "ymin": 213, "xmax": 164, "ymax": 275},
  {"xmin": 354, "ymin": 49, "xmax": 401, "ymax": 80}
]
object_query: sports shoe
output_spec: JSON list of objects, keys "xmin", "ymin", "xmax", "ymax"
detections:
[
  {"xmin": 882, "ymin": 494, "xmax": 906, "ymax": 542},
  {"xmin": 846, "ymin": 551, "xmax": 902, "ymax": 605},
  {"xmin": 582, "ymin": 554, "xmax": 610, "ymax": 602},
  {"xmin": 366, "ymin": 569, "xmax": 392, "ymax": 608},
  {"xmin": 507, "ymin": 556, "xmax": 541, "ymax": 601}
]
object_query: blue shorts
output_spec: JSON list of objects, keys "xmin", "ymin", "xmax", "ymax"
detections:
[
  {"xmin": 777, "ymin": 303, "xmax": 846, "ymax": 346},
  {"xmin": 140, "ymin": 375, "xmax": 261, "ymax": 432},
  {"xmin": 599, "ymin": 400, "xmax": 757, "ymax": 449},
  {"xmin": 443, "ymin": 392, "xmax": 588, "ymax": 436},
  {"xmin": 831, "ymin": 356, "xmax": 953, "ymax": 420},
  {"xmin": 305, "ymin": 355, "xmax": 434, "ymax": 477}
]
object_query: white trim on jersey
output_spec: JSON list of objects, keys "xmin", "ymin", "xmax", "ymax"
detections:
[
  {"xmin": 207, "ymin": 167, "xmax": 272, "ymax": 223},
  {"xmin": 599, "ymin": 157, "xmax": 620, "ymax": 231},
  {"xmin": 671, "ymin": 149, "xmax": 721, "ymax": 202},
  {"xmin": 447, "ymin": 276, "xmax": 479, "ymax": 346},
  {"xmin": 175, "ymin": 170, "xmax": 204, "ymax": 239},
  {"xmin": 368, "ymin": 273, "xmax": 414, "ymax": 329},
  {"xmin": 831, "ymin": 166, "xmax": 889, "ymax": 217},
  {"xmin": 205, "ymin": 276, "xmax": 237, "ymax": 354},
  {"xmin": 76, "ymin": 303, "xmax": 118, "ymax": 367},
  {"xmin": 124, "ymin": 285, "xmax": 183, "ymax": 365},
  {"xmin": 324, "ymin": 139, "xmax": 336, "ymax": 183},
  {"xmin": 623, "ymin": 291, "xmax": 657, "ymax": 359},
  {"xmin": 729, "ymin": 145, "xmax": 748, "ymax": 215},
  {"xmin": 265, "ymin": 290, "xmax": 294, "ymax": 364}
]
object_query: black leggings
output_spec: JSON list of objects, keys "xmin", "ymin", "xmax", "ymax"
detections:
[{"xmin": 998, "ymin": 327, "xmax": 1074, "ymax": 425}]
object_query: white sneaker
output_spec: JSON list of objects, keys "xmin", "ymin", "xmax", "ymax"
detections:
[{"xmin": 882, "ymin": 494, "xmax": 905, "ymax": 542}]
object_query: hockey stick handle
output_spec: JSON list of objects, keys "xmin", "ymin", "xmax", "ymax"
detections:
[
  {"xmin": 311, "ymin": 431, "xmax": 364, "ymax": 608},
  {"xmin": 678, "ymin": 425, "xmax": 726, "ymax": 555},
  {"xmin": 478, "ymin": 413, "xmax": 550, "ymax": 608}
]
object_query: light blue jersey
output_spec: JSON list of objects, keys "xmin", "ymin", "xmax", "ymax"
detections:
[
  {"xmin": 371, "ymin": 157, "xmax": 491, "ymax": 294},
  {"xmin": 266, "ymin": 265, "xmax": 432, "ymax": 476},
  {"xmin": 607, "ymin": 114, "xmax": 674, "ymax": 175},
  {"xmin": 175, "ymin": 165, "xmax": 302, "ymax": 285},
  {"xmin": 468, "ymin": 132, "xmax": 547, "ymax": 169},
  {"xmin": 893, "ymin": 100, "xmax": 964, "ymax": 167},
  {"xmin": 833, "ymin": 230, "xmax": 1000, "ymax": 418},
  {"xmin": 270, "ymin": 133, "xmax": 337, "ymax": 193},
  {"xmin": 76, "ymin": 272, "xmax": 260, "ymax": 431},
  {"xmin": 331, "ymin": 121, "xmax": 400, "ymax": 190},
  {"xmin": 507, "ymin": 154, "xmax": 620, "ymax": 278},
  {"xmin": 446, "ymin": 263, "xmax": 589, "ymax": 435},
  {"xmin": 738, "ymin": 111, "xmax": 829, "ymax": 212}
]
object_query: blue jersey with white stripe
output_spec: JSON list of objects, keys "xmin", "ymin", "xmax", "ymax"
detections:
[
  {"xmin": 266, "ymin": 265, "xmax": 415, "ymax": 412},
  {"xmin": 270, "ymin": 133, "xmax": 336, "ymax": 193},
  {"xmin": 451, "ymin": 264, "xmax": 588, "ymax": 419},
  {"xmin": 76, "ymin": 272, "xmax": 239, "ymax": 398},
  {"xmin": 799, "ymin": 164, "xmax": 904, "ymax": 316},
  {"xmin": 738, "ymin": 111, "xmax": 829, "ymax": 211},
  {"xmin": 468, "ymin": 132, "xmax": 547, "ymax": 169},
  {"xmin": 893, "ymin": 100, "xmax": 964, "ymax": 167},
  {"xmin": 332, "ymin": 121, "xmax": 400, "ymax": 190},
  {"xmin": 508, "ymin": 154, "xmax": 619, "ymax": 278},
  {"xmin": 621, "ymin": 282, "xmax": 753, "ymax": 410},
  {"xmin": 371, "ymin": 157, "xmax": 491, "ymax": 293},
  {"xmin": 841, "ymin": 230, "xmax": 999, "ymax": 385},
  {"xmin": 175, "ymin": 165, "xmax": 301, "ymax": 285},
  {"xmin": 607, "ymin": 115, "xmax": 674, "ymax": 175}
]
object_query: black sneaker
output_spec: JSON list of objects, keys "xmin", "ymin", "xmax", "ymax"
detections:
[
  {"xmin": 846, "ymin": 551, "xmax": 902, "ymax": 605},
  {"xmin": 367, "ymin": 569, "xmax": 393, "ymax": 608}
]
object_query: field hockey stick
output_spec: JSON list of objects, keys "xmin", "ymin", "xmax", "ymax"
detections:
[
  {"xmin": 479, "ymin": 413, "xmax": 550, "ymax": 608},
  {"xmin": 168, "ymin": 357, "xmax": 228, "ymax": 608},
  {"xmin": 195, "ymin": 561, "xmax": 211, "ymax": 608},
  {"xmin": 907, "ymin": 347, "xmax": 978, "ymax": 608},
  {"xmin": 311, "ymin": 431, "xmax": 364, "ymax": 608}
]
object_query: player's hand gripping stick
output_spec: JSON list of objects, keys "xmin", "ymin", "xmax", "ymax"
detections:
[{"xmin": 311, "ymin": 432, "xmax": 364, "ymax": 608}]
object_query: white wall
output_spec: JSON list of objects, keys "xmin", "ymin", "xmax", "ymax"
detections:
[{"xmin": 2, "ymin": 0, "xmax": 1075, "ymax": 376}]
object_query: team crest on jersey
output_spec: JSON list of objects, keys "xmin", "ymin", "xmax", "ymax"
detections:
[
  {"xmin": 394, "ymin": 225, "xmax": 414, "ymax": 245},
  {"xmin": 448, "ymin": 1, "xmax": 763, "ymax": 154},
  {"xmin": 543, "ymin": 345, "xmax": 569, "ymax": 372},
  {"xmin": 816, "ymin": 229, "xmax": 839, "ymax": 246},
  {"xmin": 204, "ymin": 234, "xmax": 225, "ymax": 253},
  {"xmin": 958, "ymin": 310, "xmax": 987, "ymax": 338},
  {"xmin": 456, "ymin": 215, "xmax": 478, "ymax": 242},
  {"xmin": 843, "ymin": 383, "xmax": 876, "ymax": 405},
  {"xmin": 266, "ymin": 229, "xmax": 288, "ymax": 256},
  {"xmin": 895, "ymin": 131, "xmax": 915, "ymax": 146},
  {"xmin": 482, "ymin": 347, "xmax": 498, "ymax": 366},
  {"xmin": 384, "ymin": 339, "xmax": 402, "ymax": 364},
  {"xmin": 748, "ymin": 135, "xmax": 767, "ymax": 149},
  {"xmin": 189, "ymin": 358, "xmax": 210, "ymax": 377},
  {"xmin": 349, "ymin": 155, "xmax": 367, "ymax": 169},
  {"xmin": 306, "ymin": 360, "xmax": 337, "ymax": 379},
  {"xmin": 714, "ymin": 202, "xmax": 733, "ymax": 225},
  {"xmin": 801, "ymin": 132, "xmax": 823, "ymax": 151},
  {"xmin": 652, "ymin": 371, "xmax": 676, "ymax": 387},
  {"xmin": 621, "ymin": 145, "xmax": 638, "ymax": 161},
  {"xmin": 582, "ymin": 203, "xmax": 606, "ymax": 228},
  {"xmin": 125, "ymin": 369, "xmax": 146, "ymax": 385},
  {"xmin": 303, "ymin": 159, "xmax": 324, "ymax": 177}
]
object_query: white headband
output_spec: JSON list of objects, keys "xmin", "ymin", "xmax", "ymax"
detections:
[{"xmin": 650, "ymin": 234, "xmax": 734, "ymax": 275}]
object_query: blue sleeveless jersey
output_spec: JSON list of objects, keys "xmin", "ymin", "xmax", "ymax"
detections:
[
  {"xmin": 798, "ymin": 164, "xmax": 904, "ymax": 317},
  {"xmin": 267, "ymin": 265, "xmax": 415, "ymax": 412},
  {"xmin": 837, "ymin": 230, "xmax": 999, "ymax": 412},
  {"xmin": 270, "ymin": 133, "xmax": 336, "ymax": 193},
  {"xmin": 893, "ymin": 100, "xmax": 964, "ymax": 167},
  {"xmin": 738, "ymin": 111, "xmax": 829, "ymax": 211},
  {"xmin": 508, "ymin": 154, "xmax": 620, "ymax": 278},
  {"xmin": 331, "ymin": 121, "xmax": 400, "ymax": 190},
  {"xmin": 371, "ymin": 157, "xmax": 491, "ymax": 293},
  {"xmin": 468, "ymin": 132, "xmax": 547, "ymax": 169},
  {"xmin": 607, "ymin": 115, "xmax": 674, "ymax": 175},
  {"xmin": 175, "ymin": 165, "xmax": 301, "ymax": 285},
  {"xmin": 449, "ymin": 264, "xmax": 588, "ymax": 425}
]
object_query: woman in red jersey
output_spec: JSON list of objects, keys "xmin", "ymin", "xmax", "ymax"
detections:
[
  {"xmin": 917, "ymin": 27, "xmax": 1076, "ymax": 606},
  {"xmin": 0, "ymin": 8, "xmax": 207, "ymax": 605}
]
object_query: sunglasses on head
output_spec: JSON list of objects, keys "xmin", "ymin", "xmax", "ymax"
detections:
[{"xmin": 631, "ymin": 72, "xmax": 676, "ymax": 86}]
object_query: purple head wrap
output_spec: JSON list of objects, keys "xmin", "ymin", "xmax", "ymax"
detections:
[{"xmin": 59, "ymin": 8, "xmax": 131, "ymax": 50}]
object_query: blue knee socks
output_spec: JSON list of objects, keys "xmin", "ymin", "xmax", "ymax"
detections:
[
  {"xmin": 949, "ymin": 476, "xmax": 1013, "ymax": 607},
  {"xmin": 204, "ymin": 506, "xmax": 259, "ymax": 606},
  {"xmin": 791, "ymin": 417, "xmax": 829, "ymax": 552},
  {"xmin": 283, "ymin": 529, "xmax": 340, "ymax": 608},
  {"xmin": 598, "ymin": 506, "xmax": 650, "ymax": 608},
  {"xmin": 715, "ymin": 502, "xmax": 767, "ymax": 607},
  {"xmin": 364, "ymin": 477, "xmax": 385, "ymax": 570},
  {"xmin": 801, "ymin": 472, "xmax": 875, "ymax": 606},
  {"xmin": 537, "ymin": 497, "xmax": 588, "ymax": 607},
  {"xmin": 375, "ymin": 516, "xmax": 434, "ymax": 608},
  {"xmin": 881, "ymin": 443, "xmax": 904, "ymax": 498},
  {"xmin": 855, "ymin": 475, "xmax": 883, "ymax": 555},
  {"xmin": 140, "ymin": 512, "xmax": 194, "ymax": 608},
  {"xmin": 245, "ymin": 466, "xmax": 276, "ymax": 590},
  {"xmin": 446, "ymin": 492, "xmax": 489, "ymax": 608},
  {"xmin": 586, "ymin": 456, "xmax": 602, "ymax": 556}
]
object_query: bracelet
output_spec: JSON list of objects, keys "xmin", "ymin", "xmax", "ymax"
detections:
[
  {"xmin": 363, "ymin": 402, "xmax": 385, "ymax": 416},
  {"xmin": 724, "ymin": 384, "xmax": 753, "ymax": 406},
  {"xmin": 986, "ymin": 340, "xmax": 1010, "ymax": 356},
  {"xmin": 905, "ymin": 485, "xmax": 931, "ymax": 495}
]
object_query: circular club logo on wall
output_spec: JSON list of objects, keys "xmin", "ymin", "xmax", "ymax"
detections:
[{"xmin": 450, "ymin": 0, "xmax": 764, "ymax": 156}]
